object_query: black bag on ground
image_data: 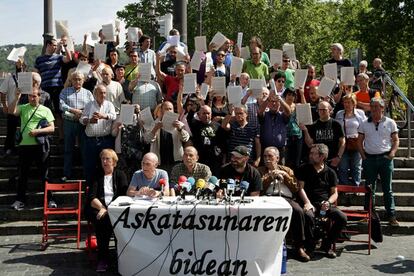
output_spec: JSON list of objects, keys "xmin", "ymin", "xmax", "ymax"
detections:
[{"xmin": 371, "ymin": 210, "xmax": 383, "ymax": 243}]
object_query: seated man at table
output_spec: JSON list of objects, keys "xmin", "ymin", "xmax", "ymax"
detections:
[
  {"xmin": 170, "ymin": 146, "xmax": 212, "ymax": 185},
  {"xmin": 127, "ymin": 152, "xmax": 170, "ymax": 197},
  {"xmin": 258, "ymin": 146, "xmax": 309, "ymax": 262},
  {"xmin": 295, "ymin": 143, "xmax": 347, "ymax": 259},
  {"xmin": 219, "ymin": 145, "xmax": 262, "ymax": 196}
]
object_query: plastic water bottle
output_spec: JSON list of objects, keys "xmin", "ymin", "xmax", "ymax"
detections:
[
  {"xmin": 320, "ymin": 210, "xmax": 326, "ymax": 216},
  {"xmin": 281, "ymin": 240, "xmax": 287, "ymax": 274}
]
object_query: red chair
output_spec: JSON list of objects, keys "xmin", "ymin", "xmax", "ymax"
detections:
[
  {"xmin": 335, "ymin": 185, "xmax": 372, "ymax": 255},
  {"xmin": 41, "ymin": 181, "xmax": 83, "ymax": 250}
]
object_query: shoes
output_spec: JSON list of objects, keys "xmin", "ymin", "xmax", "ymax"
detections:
[
  {"xmin": 96, "ymin": 260, "xmax": 108, "ymax": 272},
  {"xmin": 10, "ymin": 200, "xmax": 24, "ymax": 210},
  {"xmin": 324, "ymin": 248, "xmax": 337, "ymax": 259},
  {"xmin": 389, "ymin": 217, "xmax": 400, "ymax": 227},
  {"xmin": 296, "ymin": 247, "xmax": 311, "ymax": 262},
  {"xmin": 48, "ymin": 200, "xmax": 57, "ymax": 208}
]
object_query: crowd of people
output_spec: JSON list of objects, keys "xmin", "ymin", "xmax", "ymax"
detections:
[{"xmin": 0, "ymin": 27, "xmax": 400, "ymax": 272}]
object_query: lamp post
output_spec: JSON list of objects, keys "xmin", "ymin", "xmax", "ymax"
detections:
[
  {"xmin": 42, "ymin": 0, "xmax": 54, "ymax": 54},
  {"xmin": 172, "ymin": 0, "xmax": 187, "ymax": 44},
  {"xmin": 150, "ymin": 0, "xmax": 157, "ymax": 49}
]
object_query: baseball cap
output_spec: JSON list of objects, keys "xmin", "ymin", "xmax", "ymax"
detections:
[{"xmin": 231, "ymin": 146, "xmax": 250, "ymax": 157}]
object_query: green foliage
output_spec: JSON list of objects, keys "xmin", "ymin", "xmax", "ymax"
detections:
[{"xmin": 0, "ymin": 44, "xmax": 42, "ymax": 73}]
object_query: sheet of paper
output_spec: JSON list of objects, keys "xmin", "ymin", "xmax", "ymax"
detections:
[
  {"xmin": 269, "ymin": 79, "xmax": 276, "ymax": 93},
  {"xmin": 341, "ymin": 67, "xmax": 355, "ymax": 86},
  {"xmin": 230, "ymin": 57, "xmax": 243, "ymax": 77},
  {"xmin": 167, "ymin": 35, "xmax": 180, "ymax": 46},
  {"xmin": 212, "ymin": 77, "xmax": 226, "ymax": 96},
  {"xmin": 227, "ymin": 86, "xmax": 243, "ymax": 106},
  {"xmin": 66, "ymin": 36, "xmax": 75, "ymax": 52},
  {"xmin": 210, "ymin": 32, "xmax": 227, "ymax": 50},
  {"xmin": 102, "ymin": 23, "xmax": 115, "ymax": 42},
  {"xmin": 323, "ymin": 63, "xmax": 337, "ymax": 81},
  {"xmin": 282, "ymin": 43, "xmax": 296, "ymax": 61},
  {"xmin": 76, "ymin": 61, "xmax": 92, "ymax": 76},
  {"xmin": 138, "ymin": 63, "xmax": 152, "ymax": 82},
  {"xmin": 7, "ymin": 47, "xmax": 27, "ymax": 62},
  {"xmin": 55, "ymin": 20, "xmax": 69, "ymax": 38},
  {"xmin": 240, "ymin": 47, "xmax": 250, "ymax": 59},
  {"xmin": 91, "ymin": 31, "xmax": 99, "ymax": 41},
  {"xmin": 200, "ymin": 83, "xmax": 209, "ymax": 99},
  {"xmin": 85, "ymin": 33, "xmax": 96, "ymax": 47},
  {"xmin": 194, "ymin": 36, "xmax": 207, "ymax": 52},
  {"xmin": 114, "ymin": 19, "xmax": 121, "ymax": 33},
  {"xmin": 237, "ymin": 32, "xmax": 243, "ymax": 49},
  {"xmin": 317, "ymin": 77, "xmax": 336, "ymax": 97},
  {"xmin": 270, "ymin": 49, "xmax": 283, "ymax": 66},
  {"xmin": 94, "ymin": 43, "xmax": 107, "ymax": 61},
  {"xmin": 17, "ymin": 72, "xmax": 33, "ymax": 94},
  {"xmin": 294, "ymin": 69, "xmax": 308, "ymax": 89},
  {"xmin": 296, "ymin": 103, "xmax": 313, "ymax": 125},
  {"xmin": 190, "ymin": 50, "xmax": 203, "ymax": 71},
  {"xmin": 205, "ymin": 52, "xmax": 213, "ymax": 72},
  {"xmin": 161, "ymin": 111, "xmax": 179, "ymax": 134},
  {"xmin": 249, "ymin": 79, "xmax": 265, "ymax": 98},
  {"xmin": 120, "ymin": 104, "xmax": 135, "ymax": 125},
  {"xmin": 183, "ymin": 73, "xmax": 197, "ymax": 94},
  {"xmin": 139, "ymin": 107, "xmax": 155, "ymax": 131},
  {"xmin": 127, "ymin": 27, "xmax": 139, "ymax": 42}
]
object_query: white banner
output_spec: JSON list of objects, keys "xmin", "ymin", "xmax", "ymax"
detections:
[{"xmin": 109, "ymin": 196, "xmax": 292, "ymax": 276}]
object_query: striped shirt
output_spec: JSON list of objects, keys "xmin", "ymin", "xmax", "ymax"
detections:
[
  {"xmin": 35, "ymin": 54, "xmax": 64, "ymax": 88},
  {"xmin": 59, "ymin": 87, "xmax": 94, "ymax": 117},
  {"xmin": 80, "ymin": 100, "xmax": 116, "ymax": 137},
  {"xmin": 131, "ymin": 80, "xmax": 162, "ymax": 111},
  {"xmin": 228, "ymin": 121, "xmax": 259, "ymax": 159}
]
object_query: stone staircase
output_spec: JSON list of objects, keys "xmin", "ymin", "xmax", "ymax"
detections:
[{"xmin": 0, "ymin": 114, "xmax": 413, "ymax": 236}]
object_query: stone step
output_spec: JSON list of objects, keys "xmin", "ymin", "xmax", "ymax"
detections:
[
  {"xmin": 0, "ymin": 220, "xmax": 91, "ymax": 237},
  {"xmin": 336, "ymin": 206, "xmax": 414, "ymax": 222},
  {"xmin": 393, "ymin": 168, "xmax": 414, "ymax": 179},
  {"xmin": 0, "ymin": 191, "xmax": 87, "ymax": 206},
  {"xmin": 337, "ymin": 192, "xmax": 414, "ymax": 207},
  {"xmin": 0, "ymin": 205, "xmax": 88, "ymax": 222},
  {"xmin": 0, "ymin": 153, "xmax": 83, "ymax": 167},
  {"xmin": 394, "ymin": 157, "xmax": 414, "ymax": 168},
  {"xmin": 0, "ymin": 178, "xmax": 86, "ymax": 192},
  {"xmin": 0, "ymin": 166, "xmax": 84, "ymax": 179}
]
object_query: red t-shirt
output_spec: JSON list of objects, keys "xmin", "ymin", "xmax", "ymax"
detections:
[{"xmin": 164, "ymin": 75, "xmax": 180, "ymax": 102}]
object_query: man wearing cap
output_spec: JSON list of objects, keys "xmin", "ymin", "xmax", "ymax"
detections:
[
  {"xmin": 219, "ymin": 145, "xmax": 262, "ymax": 196},
  {"xmin": 326, "ymin": 43, "xmax": 353, "ymax": 78},
  {"xmin": 358, "ymin": 97, "xmax": 400, "ymax": 226}
]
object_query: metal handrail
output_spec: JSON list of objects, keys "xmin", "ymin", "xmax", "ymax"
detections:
[{"xmin": 383, "ymin": 73, "xmax": 413, "ymax": 158}]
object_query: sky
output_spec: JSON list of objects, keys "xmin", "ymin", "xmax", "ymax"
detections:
[{"xmin": 0, "ymin": 0, "xmax": 137, "ymax": 46}]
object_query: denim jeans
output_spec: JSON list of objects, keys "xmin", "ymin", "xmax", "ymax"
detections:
[
  {"xmin": 362, "ymin": 155, "xmax": 395, "ymax": 218},
  {"xmin": 338, "ymin": 150, "xmax": 362, "ymax": 185},
  {"xmin": 63, "ymin": 119, "xmax": 85, "ymax": 178}
]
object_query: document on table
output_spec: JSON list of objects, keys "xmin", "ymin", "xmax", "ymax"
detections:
[
  {"xmin": 270, "ymin": 49, "xmax": 283, "ymax": 66},
  {"xmin": 230, "ymin": 57, "xmax": 243, "ymax": 77},
  {"xmin": 17, "ymin": 72, "xmax": 33, "ymax": 94},
  {"xmin": 341, "ymin": 67, "xmax": 355, "ymax": 86},
  {"xmin": 318, "ymin": 77, "xmax": 336, "ymax": 97},
  {"xmin": 194, "ymin": 36, "xmax": 207, "ymax": 52},
  {"xmin": 323, "ymin": 63, "xmax": 337, "ymax": 81},
  {"xmin": 296, "ymin": 103, "xmax": 313, "ymax": 125},
  {"xmin": 183, "ymin": 73, "xmax": 197, "ymax": 94},
  {"xmin": 139, "ymin": 63, "xmax": 152, "ymax": 82},
  {"xmin": 227, "ymin": 86, "xmax": 243, "ymax": 106},
  {"xmin": 161, "ymin": 111, "xmax": 179, "ymax": 134},
  {"xmin": 294, "ymin": 69, "xmax": 308, "ymax": 89},
  {"xmin": 212, "ymin": 77, "xmax": 226, "ymax": 96},
  {"xmin": 120, "ymin": 104, "xmax": 135, "ymax": 125},
  {"xmin": 139, "ymin": 107, "xmax": 155, "ymax": 131},
  {"xmin": 94, "ymin": 43, "xmax": 107, "ymax": 61}
]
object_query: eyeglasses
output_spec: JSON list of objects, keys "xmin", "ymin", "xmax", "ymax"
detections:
[
  {"xmin": 217, "ymin": 54, "xmax": 225, "ymax": 57},
  {"xmin": 276, "ymin": 79, "xmax": 285, "ymax": 83},
  {"xmin": 251, "ymin": 52, "xmax": 260, "ymax": 55},
  {"xmin": 318, "ymin": 108, "xmax": 329, "ymax": 111},
  {"xmin": 283, "ymin": 60, "xmax": 290, "ymax": 63},
  {"xmin": 130, "ymin": 55, "xmax": 138, "ymax": 57}
]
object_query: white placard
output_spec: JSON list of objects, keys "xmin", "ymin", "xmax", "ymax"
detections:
[
  {"xmin": 296, "ymin": 103, "xmax": 313, "ymax": 125},
  {"xmin": 200, "ymin": 83, "xmax": 209, "ymax": 99},
  {"xmin": 211, "ymin": 77, "xmax": 226, "ymax": 96},
  {"xmin": 294, "ymin": 69, "xmax": 308, "ymax": 89},
  {"xmin": 190, "ymin": 51, "xmax": 203, "ymax": 71},
  {"xmin": 161, "ymin": 111, "xmax": 179, "ymax": 134},
  {"xmin": 127, "ymin": 27, "xmax": 139, "ymax": 42},
  {"xmin": 94, "ymin": 43, "xmax": 107, "ymax": 61},
  {"xmin": 7, "ymin": 47, "xmax": 27, "ymax": 62},
  {"xmin": 269, "ymin": 79, "xmax": 277, "ymax": 93},
  {"xmin": 17, "ymin": 72, "xmax": 33, "ymax": 94},
  {"xmin": 66, "ymin": 36, "xmax": 75, "ymax": 52},
  {"xmin": 341, "ymin": 67, "xmax": 355, "ymax": 86},
  {"xmin": 85, "ymin": 33, "xmax": 97, "ymax": 47},
  {"xmin": 270, "ymin": 49, "xmax": 283, "ymax": 66},
  {"xmin": 183, "ymin": 73, "xmax": 197, "ymax": 94},
  {"xmin": 205, "ymin": 52, "xmax": 213, "ymax": 73},
  {"xmin": 91, "ymin": 32, "xmax": 99, "ymax": 41},
  {"xmin": 114, "ymin": 19, "xmax": 121, "ymax": 32},
  {"xmin": 139, "ymin": 107, "xmax": 155, "ymax": 131},
  {"xmin": 240, "ymin": 46, "xmax": 250, "ymax": 60},
  {"xmin": 194, "ymin": 36, "xmax": 207, "ymax": 52},
  {"xmin": 249, "ymin": 79, "xmax": 264, "ymax": 98},
  {"xmin": 76, "ymin": 61, "xmax": 92, "ymax": 76},
  {"xmin": 317, "ymin": 77, "xmax": 337, "ymax": 97},
  {"xmin": 227, "ymin": 85, "xmax": 243, "ymax": 106},
  {"xmin": 120, "ymin": 104, "xmax": 135, "ymax": 125},
  {"xmin": 167, "ymin": 35, "xmax": 180, "ymax": 46},
  {"xmin": 282, "ymin": 43, "xmax": 296, "ymax": 61},
  {"xmin": 230, "ymin": 57, "xmax": 244, "ymax": 77},
  {"xmin": 323, "ymin": 63, "xmax": 338, "ymax": 81},
  {"xmin": 210, "ymin": 32, "xmax": 227, "ymax": 50},
  {"xmin": 102, "ymin": 23, "xmax": 115, "ymax": 42},
  {"xmin": 139, "ymin": 63, "xmax": 152, "ymax": 82},
  {"xmin": 237, "ymin": 32, "xmax": 243, "ymax": 49},
  {"xmin": 55, "ymin": 20, "xmax": 69, "ymax": 38}
]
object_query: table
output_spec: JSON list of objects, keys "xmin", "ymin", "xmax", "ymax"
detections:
[{"xmin": 108, "ymin": 196, "xmax": 292, "ymax": 276}]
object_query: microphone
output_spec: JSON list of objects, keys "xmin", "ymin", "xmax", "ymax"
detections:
[
  {"xmin": 178, "ymin": 175, "xmax": 187, "ymax": 185},
  {"xmin": 239, "ymin": 180, "xmax": 250, "ymax": 201},
  {"xmin": 204, "ymin": 176, "xmax": 219, "ymax": 200},
  {"xmin": 159, "ymin": 178, "xmax": 167, "ymax": 198},
  {"xmin": 195, "ymin": 179, "xmax": 206, "ymax": 199},
  {"xmin": 187, "ymin": 177, "xmax": 196, "ymax": 187},
  {"xmin": 226, "ymin": 178, "xmax": 235, "ymax": 202}
]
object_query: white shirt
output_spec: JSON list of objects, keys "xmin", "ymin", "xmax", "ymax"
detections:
[
  {"xmin": 81, "ymin": 100, "xmax": 116, "ymax": 137},
  {"xmin": 0, "ymin": 74, "xmax": 17, "ymax": 107},
  {"xmin": 358, "ymin": 116, "xmax": 398, "ymax": 154},
  {"xmin": 104, "ymin": 175, "xmax": 114, "ymax": 206},
  {"xmin": 102, "ymin": 81, "xmax": 125, "ymax": 113}
]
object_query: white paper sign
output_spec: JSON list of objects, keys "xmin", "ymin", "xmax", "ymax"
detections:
[
  {"xmin": 240, "ymin": 46, "xmax": 250, "ymax": 60},
  {"xmin": 120, "ymin": 104, "xmax": 135, "ymax": 125},
  {"xmin": 127, "ymin": 27, "xmax": 139, "ymax": 42},
  {"xmin": 114, "ymin": 19, "xmax": 121, "ymax": 33},
  {"xmin": 282, "ymin": 43, "xmax": 296, "ymax": 61},
  {"xmin": 167, "ymin": 35, "xmax": 180, "ymax": 46},
  {"xmin": 102, "ymin": 23, "xmax": 115, "ymax": 42},
  {"xmin": 55, "ymin": 20, "xmax": 69, "ymax": 38},
  {"xmin": 76, "ymin": 61, "xmax": 92, "ymax": 76},
  {"xmin": 270, "ymin": 49, "xmax": 283, "ymax": 66},
  {"xmin": 194, "ymin": 36, "xmax": 207, "ymax": 52},
  {"xmin": 212, "ymin": 77, "xmax": 226, "ymax": 96},
  {"xmin": 91, "ymin": 32, "xmax": 99, "ymax": 41},
  {"xmin": 230, "ymin": 57, "xmax": 244, "ymax": 77},
  {"xmin": 205, "ymin": 52, "xmax": 213, "ymax": 73},
  {"xmin": 296, "ymin": 103, "xmax": 313, "ymax": 125},
  {"xmin": 66, "ymin": 36, "xmax": 75, "ymax": 52},
  {"xmin": 85, "ymin": 33, "xmax": 97, "ymax": 47},
  {"xmin": 7, "ymin": 47, "xmax": 27, "ymax": 62},
  {"xmin": 183, "ymin": 73, "xmax": 197, "ymax": 94},
  {"xmin": 269, "ymin": 79, "xmax": 277, "ymax": 93},
  {"xmin": 200, "ymin": 83, "xmax": 209, "ymax": 99},
  {"xmin": 323, "ymin": 63, "xmax": 338, "ymax": 81},
  {"xmin": 227, "ymin": 86, "xmax": 243, "ymax": 106},
  {"xmin": 94, "ymin": 43, "xmax": 107, "ymax": 61},
  {"xmin": 249, "ymin": 79, "xmax": 264, "ymax": 98},
  {"xmin": 210, "ymin": 32, "xmax": 227, "ymax": 50},
  {"xmin": 139, "ymin": 63, "xmax": 152, "ymax": 82},
  {"xmin": 161, "ymin": 111, "xmax": 179, "ymax": 134},
  {"xmin": 318, "ymin": 77, "xmax": 337, "ymax": 97},
  {"xmin": 17, "ymin": 72, "xmax": 33, "ymax": 94},
  {"xmin": 341, "ymin": 67, "xmax": 355, "ymax": 86},
  {"xmin": 294, "ymin": 69, "xmax": 308, "ymax": 89},
  {"xmin": 190, "ymin": 51, "xmax": 203, "ymax": 71},
  {"xmin": 237, "ymin": 32, "xmax": 243, "ymax": 49},
  {"xmin": 139, "ymin": 107, "xmax": 155, "ymax": 131}
]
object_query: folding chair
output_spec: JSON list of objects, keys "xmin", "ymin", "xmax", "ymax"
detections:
[
  {"xmin": 335, "ymin": 185, "xmax": 372, "ymax": 254},
  {"xmin": 41, "ymin": 181, "xmax": 83, "ymax": 250}
]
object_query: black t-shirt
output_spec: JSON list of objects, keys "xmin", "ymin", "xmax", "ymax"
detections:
[
  {"xmin": 219, "ymin": 164, "xmax": 263, "ymax": 195},
  {"xmin": 295, "ymin": 163, "xmax": 337, "ymax": 205},
  {"xmin": 326, "ymin": 58, "xmax": 353, "ymax": 78},
  {"xmin": 307, "ymin": 118, "xmax": 344, "ymax": 160}
]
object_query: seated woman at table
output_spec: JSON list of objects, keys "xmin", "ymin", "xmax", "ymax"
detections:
[
  {"xmin": 127, "ymin": 152, "xmax": 170, "ymax": 197},
  {"xmin": 88, "ymin": 149, "xmax": 128, "ymax": 272}
]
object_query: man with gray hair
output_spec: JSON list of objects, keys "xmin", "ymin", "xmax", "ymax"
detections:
[
  {"xmin": 326, "ymin": 42, "xmax": 353, "ymax": 80},
  {"xmin": 296, "ymin": 143, "xmax": 347, "ymax": 259}
]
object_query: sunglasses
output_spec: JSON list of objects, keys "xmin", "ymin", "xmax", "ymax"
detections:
[
  {"xmin": 276, "ymin": 79, "xmax": 285, "ymax": 83},
  {"xmin": 283, "ymin": 60, "xmax": 290, "ymax": 63}
]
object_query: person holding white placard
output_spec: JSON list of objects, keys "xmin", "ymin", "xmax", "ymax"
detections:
[
  {"xmin": 270, "ymin": 54, "xmax": 294, "ymax": 89},
  {"xmin": 236, "ymin": 72, "xmax": 259, "ymax": 129},
  {"xmin": 137, "ymin": 35, "xmax": 157, "ymax": 80},
  {"xmin": 249, "ymin": 36, "xmax": 271, "ymax": 66},
  {"xmin": 272, "ymin": 71, "xmax": 287, "ymax": 96},
  {"xmin": 326, "ymin": 43, "xmax": 352, "ymax": 80},
  {"xmin": 302, "ymin": 64, "xmax": 320, "ymax": 103},
  {"xmin": 213, "ymin": 50, "xmax": 231, "ymax": 86},
  {"xmin": 160, "ymin": 45, "xmax": 178, "ymax": 77},
  {"xmin": 129, "ymin": 69, "xmax": 163, "ymax": 112},
  {"xmin": 125, "ymin": 49, "xmax": 140, "ymax": 81},
  {"xmin": 55, "ymin": 34, "xmax": 77, "ymax": 85},
  {"xmin": 105, "ymin": 48, "xmax": 120, "ymax": 78},
  {"xmin": 100, "ymin": 67, "xmax": 126, "ymax": 113},
  {"xmin": 242, "ymin": 46, "xmax": 269, "ymax": 81},
  {"xmin": 98, "ymin": 28, "xmax": 119, "ymax": 58}
]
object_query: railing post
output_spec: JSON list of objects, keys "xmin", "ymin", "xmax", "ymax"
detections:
[{"xmin": 408, "ymin": 107, "xmax": 412, "ymax": 158}]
